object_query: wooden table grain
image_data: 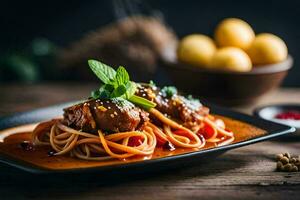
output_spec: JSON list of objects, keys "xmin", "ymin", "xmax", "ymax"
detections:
[{"xmin": 0, "ymin": 83, "xmax": 299, "ymax": 200}]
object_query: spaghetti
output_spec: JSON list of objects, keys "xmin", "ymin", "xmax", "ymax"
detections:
[
  {"xmin": 31, "ymin": 59, "xmax": 235, "ymax": 161},
  {"xmin": 32, "ymin": 107, "xmax": 234, "ymax": 161}
]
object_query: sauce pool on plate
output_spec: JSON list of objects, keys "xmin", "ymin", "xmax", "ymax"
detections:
[{"xmin": 0, "ymin": 115, "xmax": 265, "ymax": 170}]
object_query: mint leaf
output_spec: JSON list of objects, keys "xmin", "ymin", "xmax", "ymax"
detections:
[
  {"xmin": 91, "ymin": 84, "xmax": 114, "ymax": 99},
  {"xmin": 99, "ymin": 84, "xmax": 114, "ymax": 98},
  {"xmin": 88, "ymin": 59, "xmax": 156, "ymax": 110},
  {"xmin": 91, "ymin": 89, "xmax": 100, "ymax": 99},
  {"xmin": 161, "ymin": 86, "xmax": 177, "ymax": 98},
  {"xmin": 115, "ymin": 66, "xmax": 129, "ymax": 86},
  {"xmin": 88, "ymin": 59, "xmax": 116, "ymax": 84},
  {"xmin": 111, "ymin": 85, "xmax": 127, "ymax": 97},
  {"xmin": 123, "ymin": 81, "xmax": 137, "ymax": 99}
]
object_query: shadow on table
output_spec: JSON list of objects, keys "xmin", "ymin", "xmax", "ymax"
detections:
[{"xmin": 0, "ymin": 152, "xmax": 250, "ymax": 199}]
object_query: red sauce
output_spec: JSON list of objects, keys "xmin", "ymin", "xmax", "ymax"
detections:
[
  {"xmin": 128, "ymin": 136, "xmax": 144, "ymax": 147},
  {"xmin": 275, "ymin": 111, "xmax": 300, "ymax": 120},
  {"xmin": 0, "ymin": 115, "xmax": 266, "ymax": 170}
]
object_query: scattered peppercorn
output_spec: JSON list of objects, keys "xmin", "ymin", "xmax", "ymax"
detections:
[
  {"xmin": 276, "ymin": 153, "xmax": 283, "ymax": 161},
  {"xmin": 277, "ymin": 161, "xmax": 284, "ymax": 170},
  {"xmin": 275, "ymin": 152, "xmax": 300, "ymax": 172},
  {"xmin": 290, "ymin": 158, "xmax": 297, "ymax": 163},
  {"xmin": 283, "ymin": 163, "xmax": 293, "ymax": 171},
  {"xmin": 291, "ymin": 166, "xmax": 298, "ymax": 172},
  {"xmin": 280, "ymin": 156, "xmax": 289, "ymax": 165},
  {"xmin": 284, "ymin": 152, "xmax": 291, "ymax": 159}
]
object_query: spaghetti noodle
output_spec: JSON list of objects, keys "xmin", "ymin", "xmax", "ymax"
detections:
[
  {"xmin": 31, "ymin": 59, "xmax": 234, "ymax": 161},
  {"xmin": 32, "ymin": 107, "xmax": 234, "ymax": 161}
]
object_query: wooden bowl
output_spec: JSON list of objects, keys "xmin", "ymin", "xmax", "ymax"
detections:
[{"xmin": 161, "ymin": 56, "xmax": 293, "ymax": 106}]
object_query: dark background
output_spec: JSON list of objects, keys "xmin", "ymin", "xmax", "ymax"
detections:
[{"xmin": 1, "ymin": 0, "xmax": 299, "ymax": 86}]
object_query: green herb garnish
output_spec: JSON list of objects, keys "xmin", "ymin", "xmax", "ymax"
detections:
[
  {"xmin": 187, "ymin": 94, "xmax": 199, "ymax": 102},
  {"xmin": 129, "ymin": 95, "xmax": 157, "ymax": 110},
  {"xmin": 88, "ymin": 59, "xmax": 156, "ymax": 110},
  {"xmin": 88, "ymin": 60, "xmax": 116, "ymax": 84},
  {"xmin": 149, "ymin": 80, "xmax": 156, "ymax": 87},
  {"xmin": 161, "ymin": 86, "xmax": 178, "ymax": 98}
]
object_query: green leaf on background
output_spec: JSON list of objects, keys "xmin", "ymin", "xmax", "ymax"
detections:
[{"xmin": 1, "ymin": 54, "xmax": 40, "ymax": 83}]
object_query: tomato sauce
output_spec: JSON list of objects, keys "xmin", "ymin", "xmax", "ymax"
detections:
[{"xmin": 0, "ymin": 115, "xmax": 265, "ymax": 170}]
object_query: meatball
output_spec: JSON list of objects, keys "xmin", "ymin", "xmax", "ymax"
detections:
[
  {"xmin": 135, "ymin": 84, "xmax": 209, "ymax": 128},
  {"xmin": 63, "ymin": 98, "xmax": 149, "ymax": 133}
]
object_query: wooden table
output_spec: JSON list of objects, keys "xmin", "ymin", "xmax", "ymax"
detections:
[{"xmin": 0, "ymin": 83, "xmax": 299, "ymax": 200}]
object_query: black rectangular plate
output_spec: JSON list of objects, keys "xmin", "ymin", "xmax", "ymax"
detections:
[{"xmin": 0, "ymin": 102, "xmax": 295, "ymax": 174}]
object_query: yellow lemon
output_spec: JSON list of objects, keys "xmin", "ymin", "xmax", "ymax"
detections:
[
  {"xmin": 210, "ymin": 47, "xmax": 252, "ymax": 72},
  {"xmin": 247, "ymin": 33, "xmax": 288, "ymax": 65},
  {"xmin": 215, "ymin": 18, "xmax": 255, "ymax": 50},
  {"xmin": 177, "ymin": 34, "xmax": 216, "ymax": 67}
]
